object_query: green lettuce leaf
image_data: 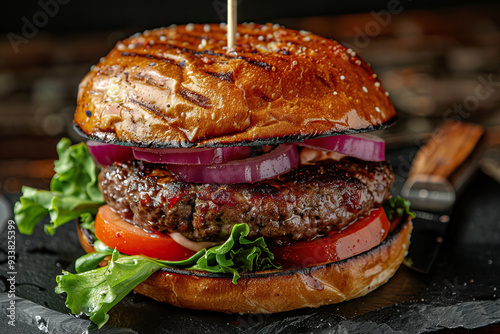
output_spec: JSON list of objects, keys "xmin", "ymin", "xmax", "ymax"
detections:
[
  {"xmin": 56, "ymin": 223, "xmax": 280, "ymax": 328},
  {"xmin": 188, "ymin": 224, "xmax": 277, "ymax": 283},
  {"xmin": 56, "ymin": 250, "xmax": 164, "ymax": 327},
  {"xmin": 383, "ymin": 196, "xmax": 416, "ymax": 221},
  {"xmin": 14, "ymin": 137, "xmax": 280, "ymax": 328},
  {"xmin": 14, "ymin": 138, "xmax": 104, "ymax": 235},
  {"xmin": 79, "ymin": 212, "xmax": 96, "ymax": 232},
  {"xmin": 51, "ymin": 138, "xmax": 103, "ymax": 202}
]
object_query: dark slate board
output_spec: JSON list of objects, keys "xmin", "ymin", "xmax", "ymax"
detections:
[{"xmin": 1, "ymin": 146, "xmax": 499, "ymax": 333}]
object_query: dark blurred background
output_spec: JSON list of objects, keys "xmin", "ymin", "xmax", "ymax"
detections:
[{"xmin": 1, "ymin": 0, "xmax": 500, "ymax": 195}]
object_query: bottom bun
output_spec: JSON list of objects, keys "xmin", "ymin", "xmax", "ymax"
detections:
[{"xmin": 78, "ymin": 216, "xmax": 412, "ymax": 314}]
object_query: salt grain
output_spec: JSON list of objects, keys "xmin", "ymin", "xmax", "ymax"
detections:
[{"xmin": 198, "ymin": 38, "xmax": 207, "ymax": 49}]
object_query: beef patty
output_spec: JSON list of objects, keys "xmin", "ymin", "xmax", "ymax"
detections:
[{"xmin": 99, "ymin": 158, "xmax": 394, "ymax": 244}]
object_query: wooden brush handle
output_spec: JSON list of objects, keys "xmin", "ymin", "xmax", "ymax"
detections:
[{"xmin": 409, "ymin": 122, "xmax": 485, "ymax": 180}]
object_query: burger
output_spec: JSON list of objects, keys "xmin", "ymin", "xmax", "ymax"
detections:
[{"xmin": 15, "ymin": 23, "xmax": 413, "ymax": 328}]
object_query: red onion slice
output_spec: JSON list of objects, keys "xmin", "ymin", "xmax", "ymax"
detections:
[
  {"xmin": 132, "ymin": 146, "xmax": 251, "ymax": 165},
  {"xmin": 167, "ymin": 144, "xmax": 299, "ymax": 184},
  {"xmin": 299, "ymin": 134, "xmax": 385, "ymax": 161},
  {"xmin": 86, "ymin": 140, "xmax": 134, "ymax": 166}
]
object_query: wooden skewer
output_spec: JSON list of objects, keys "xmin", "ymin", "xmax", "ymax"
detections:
[{"xmin": 227, "ymin": 0, "xmax": 237, "ymax": 52}]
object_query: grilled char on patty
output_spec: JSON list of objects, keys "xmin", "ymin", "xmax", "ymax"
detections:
[{"xmin": 99, "ymin": 158, "xmax": 394, "ymax": 244}]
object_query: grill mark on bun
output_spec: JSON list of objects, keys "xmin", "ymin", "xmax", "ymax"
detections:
[
  {"xmin": 204, "ymin": 70, "xmax": 235, "ymax": 84},
  {"xmin": 240, "ymin": 57, "xmax": 273, "ymax": 71},
  {"xmin": 130, "ymin": 98, "xmax": 172, "ymax": 121},
  {"xmin": 121, "ymin": 51, "xmax": 185, "ymax": 68},
  {"xmin": 126, "ymin": 41, "xmax": 229, "ymax": 59},
  {"xmin": 315, "ymin": 74, "xmax": 332, "ymax": 89},
  {"xmin": 178, "ymin": 87, "xmax": 213, "ymax": 108},
  {"xmin": 124, "ymin": 44, "xmax": 274, "ymax": 72},
  {"xmin": 255, "ymin": 90, "xmax": 273, "ymax": 102}
]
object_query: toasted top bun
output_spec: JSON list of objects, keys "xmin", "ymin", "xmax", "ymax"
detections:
[{"xmin": 74, "ymin": 23, "xmax": 396, "ymax": 148}]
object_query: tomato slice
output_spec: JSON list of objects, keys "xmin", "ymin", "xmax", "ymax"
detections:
[
  {"xmin": 95, "ymin": 205, "xmax": 196, "ymax": 261},
  {"xmin": 269, "ymin": 207, "xmax": 391, "ymax": 269},
  {"xmin": 95, "ymin": 204, "xmax": 390, "ymax": 268}
]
